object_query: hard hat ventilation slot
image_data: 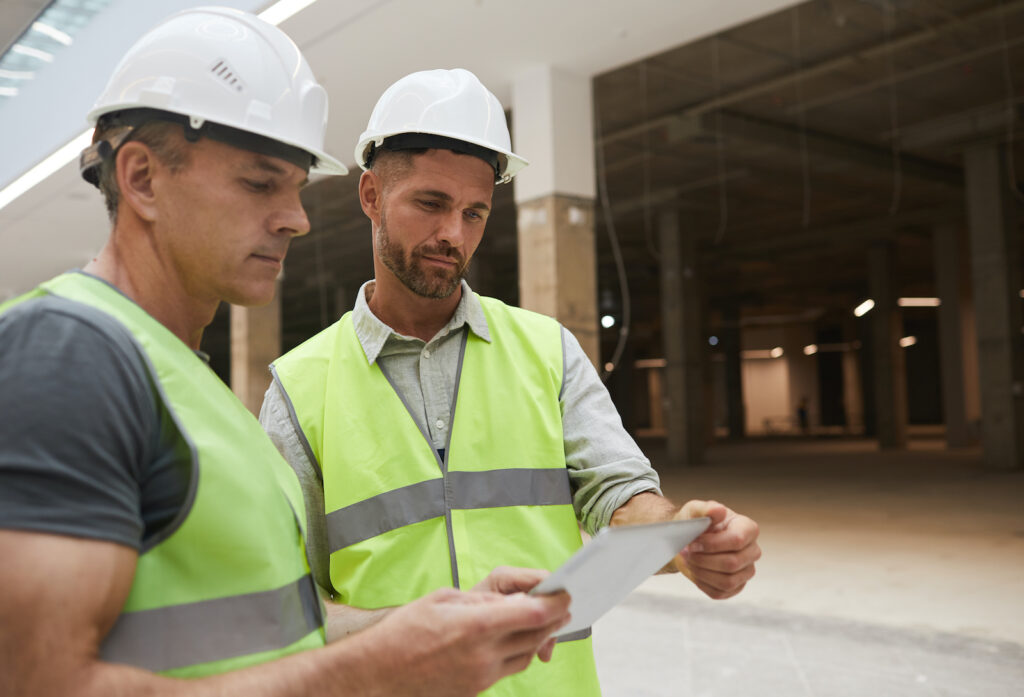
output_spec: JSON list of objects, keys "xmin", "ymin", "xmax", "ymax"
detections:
[{"xmin": 209, "ymin": 59, "xmax": 244, "ymax": 93}]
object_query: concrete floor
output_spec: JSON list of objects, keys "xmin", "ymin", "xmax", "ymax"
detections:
[{"xmin": 589, "ymin": 433, "xmax": 1024, "ymax": 696}]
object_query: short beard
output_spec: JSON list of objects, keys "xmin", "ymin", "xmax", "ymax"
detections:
[{"xmin": 376, "ymin": 210, "xmax": 470, "ymax": 299}]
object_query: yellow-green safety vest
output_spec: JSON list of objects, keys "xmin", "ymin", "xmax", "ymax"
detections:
[
  {"xmin": 273, "ymin": 294, "xmax": 602, "ymax": 696},
  {"xmin": 1, "ymin": 272, "xmax": 325, "ymax": 678}
]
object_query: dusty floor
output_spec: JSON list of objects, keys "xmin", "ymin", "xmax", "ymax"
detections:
[{"xmin": 588, "ymin": 433, "xmax": 1024, "ymax": 696}]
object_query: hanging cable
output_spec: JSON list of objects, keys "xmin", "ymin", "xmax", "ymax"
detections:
[
  {"xmin": 882, "ymin": 1, "xmax": 904, "ymax": 215},
  {"xmin": 593, "ymin": 104, "xmax": 631, "ymax": 383},
  {"xmin": 792, "ymin": 7, "xmax": 812, "ymax": 227},
  {"xmin": 712, "ymin": 36, "xmax": 730, "ymax": 243},
  {"xmin": 641, "ymin": 62, "xmax": 661, "ymax": 260},
  {"xmin": 998, "ymin": 0, "xmax": 1024, "ymax": 202}
]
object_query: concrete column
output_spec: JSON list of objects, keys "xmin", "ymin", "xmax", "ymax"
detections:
[
  {"xmin": 513, "ymin": 66, "xmax": 599, "ymax": 366},
  {"xmin": 842, "ymin": 318, "xmax": 865, "ymax": 435},
  {"xmin": 932, "ymin": 223, "xmax": 980, "ymax": 447},
  {"xmin": 964, "ymin": 144, "xmax": 1024, "ymax": 470},
  {"xmin": 230, "ymin": 289, "xmax": 281, "ymax": 416},
  {"xmin": 867, "ymin": 242, "xmax": 908, "ymax": 448},
  {"xmin": 721, "ymin": 306, "xmax": 745, "ymax": 439},
  {"xmin": 658, "ymin": 208, "xmax": 704, "ymax": 466}
]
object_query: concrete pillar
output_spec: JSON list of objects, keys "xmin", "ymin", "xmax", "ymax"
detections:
[
  {"xmin": 867, "ymin": 242, "xmax": 908, "ymax": 448},
  {"xmin": 964, "ymin": 144, "xmax": 1024, "ymax": 470},
  {"xmin": 842, "ymin": 318, "xmax": 865, "ymax": 435},
  {"xmin": 230, "ymin": 289, "xmax": 281, "ymax": 416},
  {"xmin": 658, "ymin": 208, "xmax": 704, "ymax": 466},
  {"xmin": 932, "ymin": 223, "xmax": 980, "ymax": 447},
  {"xmin": 721, "ymin": 306, "xmax": 745, "ymax": 439},
  {"xmin": 513, "ymin": 66, "xmax": 599, "ymax": 366}
]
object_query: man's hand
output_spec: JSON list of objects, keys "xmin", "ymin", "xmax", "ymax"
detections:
[
  {"xmin": 610, "ymin": 492, "xmax": 761, "ymax": 600},
  {"xmin": 671, "ymin": 499, "xmax": 760, "ymax": 599},
  {"xmin": 357, "ymin": 586, "xmax": 571, "ymax": 696},
  {"xmin": 472, "ymin": 566, "xmax": 559, "ymax": 662}
]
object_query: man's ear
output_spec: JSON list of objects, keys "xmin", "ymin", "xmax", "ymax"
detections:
[
  {"xmin": 115, "ymin": 141, "xmax": 161, "ymax": 223},
  {"xmin": 358, "ymin": 169, "xmax": 383, "ymax": 227}
]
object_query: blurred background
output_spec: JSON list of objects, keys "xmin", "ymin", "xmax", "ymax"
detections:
[{"xmin": 2, "ymin": 1, "xmax": 1022, "ymax": 694}]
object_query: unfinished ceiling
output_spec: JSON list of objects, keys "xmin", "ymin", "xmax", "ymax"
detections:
[{"xmin": 267, "ymin": 0, "xmax": 1024, "ymax": 361}]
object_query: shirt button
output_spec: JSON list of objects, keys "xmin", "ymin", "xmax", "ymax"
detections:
[
  {"xmin": 435, "ymin": 418, "xmax": 445, "ymax": 430},
  {"xmin": 423, "ymin": 349, "xmax": 431, "ymax": 359}
]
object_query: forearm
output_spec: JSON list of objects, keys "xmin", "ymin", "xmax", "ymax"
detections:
[
  {"xmin": 608, "ymin": 491, "xmax": 684, "ymax": 573},
  {"xmin": 324, "ymin": 600, "xmax": 394, "ymax": 643},
  {"xmin": 609, "ymin": 491, "xmax": 679, "ymax": 527},
  {"xmin": 38, "ymin": 637, "xmax": 384, "ymax": 697}
]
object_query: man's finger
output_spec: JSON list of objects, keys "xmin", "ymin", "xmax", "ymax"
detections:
[
  {"xmin": 675, "ymin": 499, "xmax": 728, "ymax": 529},
  {"xmin": 476, "ymin": 566, "xmax": 550, "ymax": 595},
  {"xmin": 687, "ymin": 516, "xmax": 760, "ymax": 555},
  {"xmin": 537, "ymin": 636, "xmax": 557, "ymax": 662},
  {"xmin": 472, "ymin": 591, "xmax": 571, "ymax": 635},
  {"xmin": 681, "ymin": 542, "xmax": 762, "ymax": 573},
  {"xmin": 498, "ymin": 612, "xmax": 572, "ymax": 658},
  {"xmin": 677, "ymin": 557, "xmax": 757, "ymax": 594}
]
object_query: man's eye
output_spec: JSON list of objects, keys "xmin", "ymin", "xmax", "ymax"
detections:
[
  {"xmin": 244, "ymin": 179, "xmax": 271, "ymax": 192},
  {"xmin": 419, "ymin": 200, "xmax": 440, "ymax": 209},
  {"xmin": 465, "ymin": 210, "xmax": 482, "ymax": 221}
]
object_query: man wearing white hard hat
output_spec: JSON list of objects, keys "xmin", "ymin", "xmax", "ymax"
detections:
[
  {"xmin": 262, "ymin": 68, "xmax": 762, "ymax": 696},
  {"xmin": 0, "ymin": 11, "xmax": 572, "ymax": 696}
]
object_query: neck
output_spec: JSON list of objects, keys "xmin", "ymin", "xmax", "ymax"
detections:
[
  {"xmin": 84, "ymin": 220, "xmax": 217, "ymax": 350},
  {"xmin": 367, "ymin": 268, "xmax": 462, "ymax": 342}
]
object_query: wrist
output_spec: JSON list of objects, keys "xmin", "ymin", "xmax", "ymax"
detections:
[{"xmin": 610, "ymin": 491, "xmax": 679, "ymax": 527}]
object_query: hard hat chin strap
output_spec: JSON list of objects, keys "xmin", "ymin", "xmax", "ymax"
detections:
[{"xmin": 80, "ymin": 108, "xmax": 313, "ymax": 187}]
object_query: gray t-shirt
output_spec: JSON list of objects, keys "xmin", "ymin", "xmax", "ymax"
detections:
[{"xmin": 0, "ymin": 293, "xmax": 190, "ymax": 549}]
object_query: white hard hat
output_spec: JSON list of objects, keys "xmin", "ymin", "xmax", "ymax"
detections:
[
  {"xmin": 355, "ymin": 68, "xmax": 528, "ymax": 184},
  {"xmin": 80, "ymin": 6, "xmax": 346, "ymax": 184}
]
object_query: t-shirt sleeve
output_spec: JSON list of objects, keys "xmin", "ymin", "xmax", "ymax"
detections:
[{"xmin": 0, "ymin": 297, "xmax": 156, "ymax": 549}]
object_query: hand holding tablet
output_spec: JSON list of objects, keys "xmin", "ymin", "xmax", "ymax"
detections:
[{"xmin": 529, "ymin": 517, "xmax": 711, "ymax": 637}]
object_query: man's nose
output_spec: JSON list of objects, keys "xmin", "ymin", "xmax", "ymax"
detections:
[
  {"xmin": 276, "ymin": 193, "xmax": 311, "ymax": 237},
  {"xmin": 434, "ymin": 211, "xmax": 465, "ymax": 248}
]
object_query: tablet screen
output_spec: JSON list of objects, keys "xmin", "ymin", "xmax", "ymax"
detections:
[{"xmin": 530, "ymin": 517, "xmax": 710, "ymax": 637}]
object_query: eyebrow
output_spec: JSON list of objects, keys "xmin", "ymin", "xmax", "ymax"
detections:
[
  {"xmin": 415, "ymin": 189, "xmax": 491, "ymax": 212},
  {"xmin": 245, "ymin": 156, "xmax": 310, "ymax": 188}
]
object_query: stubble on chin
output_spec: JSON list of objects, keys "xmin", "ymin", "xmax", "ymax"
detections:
[{"xmin": 376, "ymin": 223, "xmax": 467, "ymax": 299}]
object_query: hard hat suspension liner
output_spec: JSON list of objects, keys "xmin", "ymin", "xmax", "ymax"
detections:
[{"xmin": 81, "ymin": 108, "xmax": 314, "ymax": 187}]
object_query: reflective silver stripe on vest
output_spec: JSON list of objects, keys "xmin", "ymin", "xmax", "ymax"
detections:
[
  {"xmin": 326, "ymin": 468, "xmax": 572, "ymax": 553},
  {"xmin": 100, "ymin": 574, "xmax": 321, "ymax": 672}
]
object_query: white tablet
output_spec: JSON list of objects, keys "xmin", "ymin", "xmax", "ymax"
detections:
[{"xmin": 530, "ymin": 517, "xmax": 711, "ymax": 638}]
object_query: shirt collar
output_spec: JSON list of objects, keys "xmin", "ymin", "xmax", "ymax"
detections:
[{"xmin": 352, "ymin": 279, "xmax": 492, "ymax": 364}]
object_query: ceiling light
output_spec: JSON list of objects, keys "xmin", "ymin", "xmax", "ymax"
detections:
[
  {"xmin": 0, "ymin": 87, "xmax": 18, "ymax": 97},
  {"xmin": 854, "ymin": 299, "xmax": 875, "ymax": 317},
  {"xmin": 0, "ymin": 129, "xmax": 92, "ymax": 212},
  {"xmin": 11, "ymin": 44, "xmax": 54, "ymax": 63},
  {"xmin": 899, "ymin": 336, "xmax": 917, "ymax": 348},
  {"xmin": 259, "ymin": 0, "xmax": 320, "ymax": 25},
  {"xmin": 603, "ymin": 362, "xmax": 615, "ymax": 372},
  {"xmin": 708, "ymin": 335, "xmax": 719, "ymax": 346},
  {"xmin": 898, "ymin": 297, "xmax": 941, "ymax": 307},
  {"xmin": 0, "ymin": 69, "xmax": 35, "ymax": 80},
  {"xmin": 742, "ymin": 348, "xmax": 784, "ymax": 359},
  {"xmin": 601, "ymin": 314, "xmax": 616, "ymax": 328},
  {"xmin": 803, "ymin": 344, "xmax": 818, "ymax": 355},
  {"xmin": 31, "ymin": 22, "xmax": 73, "ymax": 46}
]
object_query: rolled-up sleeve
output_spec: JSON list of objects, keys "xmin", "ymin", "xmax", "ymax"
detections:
[{"xmin": 560, "ymin": 327, "xmax": 661, "ymax": 535}]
